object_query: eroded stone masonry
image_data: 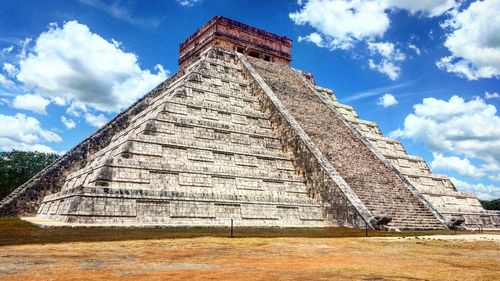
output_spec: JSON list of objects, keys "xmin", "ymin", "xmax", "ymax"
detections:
[{"xmin": 2, "ymin": 16, "xmax": 498, "ymax": 230}]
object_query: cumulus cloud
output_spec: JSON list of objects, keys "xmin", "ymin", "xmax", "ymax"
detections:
[
  {"xmin": 177, "ymin": 0, "xmax": 201, "ymax": 6},
  {"xmin": 298, "ymin": 32, "xmax": 325, "ymax": 48},
  {"xmin": 389, "ymin": 0, "xmax": 458, "ymax": 17},
  {"xmin": 437, "ymin": 0, "xmax": 500, "ymax": 80},
  {"xmin": 368, "ymin": 42, "xmax": 405, "ymax": 61},
  {"xmin": 408, "ymin": 44, "xmax": 421, "ymax": 55},
  {"xmin": 0, "ymin": 113, "xmax": 61, "ymax": 153},
  {"xmin": 16, "ymin": 21, "xmax": 167, "ymax": 114},
  {"xmin": 51, "ymin": 96, "xmax": 66, "ymax": 106},
  {"xmin": 0, "ymin": 74, "xmax": 15, "ymax": 88},
  {"xmin": 84, "ymin": 112, "xmax": 108, "ymax": 128},
  {"xmin": 485, "ymin": 92, "xmax": 500, "ymax": 100},
  {"xmin": 60, "ymin": 116, "xmax": 76, "ymax": 129},
  {"xmin": 450, "ymin": 177, "xmax": 500, "ymax": 200},
  {"xmin": 368, "ymin": 59, "xmax": 400, "ymax": 80},
  {"xmin": 290, "ymin": 0, "xmax": 463, "ymax": 78},
  {"xmin": 12, "ymin": 94, "xmax": 51, "ymax": 114},
  {"xmin": 290, "ymin": 0, "xmax": 456, "ymax": 50},
  {"xmin": 3, "ymin": 63, "xmax": 17, "ymax": 77},
  {"xmin": 1, "ymin": 46, "xmax": 14, "ymax": 55},
  {"xmin": 377, "ymin": 93, "xmax": 398, "ymax": 107},
  {"xmin": 390, "ymin": 95, "xmax": 500, "ymax": 164},
  {"xmin": 290, "ymin": 0, "xmax": 390, "ymax": 50},
  {"xmin": 367, "ymin": 41, "xmax": 405, "ymax": 79},
  {"xmin": 431, "ymin": 153, "xmax": 484, "ymax": 178}
]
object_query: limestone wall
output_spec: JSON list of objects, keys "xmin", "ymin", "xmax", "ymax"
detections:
[
  {"xmin": 245, "ymin": 56, "xmax": 446, "ymax": 230},
  {"xmin": 312, "ymin": 84, "xmax": 499, "ymax": 229},
  {"xmin": 238, "ymin": 54, "xmax": 374, "ymax": 229},
  {"xmin": 0, "ymin": 71, "xmax": 186, "ymax": 216},
  {"xmin": 33, "ymin": 47, "xmax": 326, "ymax": 227}
]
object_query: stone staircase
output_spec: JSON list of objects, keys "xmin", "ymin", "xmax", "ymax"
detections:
[
  {"xmin": 312, "ymin": 85, "xmax": 499, "ymax": 230},
  {"xmin": 247, "ymin": 56, "xmax": 445, "ymax": 230},
  {"xmin": 34, "ymin": 48, "xmax": 325, "ymax": 227}
]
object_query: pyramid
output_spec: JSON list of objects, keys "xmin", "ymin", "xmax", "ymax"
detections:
[{"xmin": 2, "ymin": 16, "xmax": 498, "ymax": 230}]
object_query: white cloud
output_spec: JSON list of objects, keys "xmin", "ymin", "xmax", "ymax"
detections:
[
  {"xmin": 61, "ymin": 116, "xmax": 76, "ymax": 129},
  {"xmin": 66, "ymin": 101, "xmax": 87, "ymax": 117},
  {"xmin": 431, "ymin": 153, "xmax": 484, "ymax": 178},
  {"xmin": 490, "ymin": 174, "xmax": 500, "ymax": 182},
  {"xmin": 0, "ymin": 113, "xmax": 61, "ymax": 153},
  {"xmin": 18, "ymin": 38, "xmax": 32, "ymax": 59},
  {"xmin": 298, "ymin": 32, "xmax": 325, "ymax": 48},
  {"xmin": 485, "ymin": 92, "xmax": 500, "ymax": 99},
  {"xmin": 367, "ymin": 41, "xmax": 406, "ymax": 79},
  {"xmin": 12, "ymin": 94, "xmax": 51, "ymax": 114},
  {"xmin": 368, "ymin": 59, "xmax": 400, "ymax": 80},
  {"xmin": 389, "ymin": 0, "xmax": 458, "ymax": 17},
  {"xmin": 84, "ymin": 112, "xmax": 108, "ymax": 128},
  {"xmin": 0, "ymin": 73, "xmax": 15, "ymax": 87},
  {"xmin": 450, "ymin": 177, "xmax": 500, "ymax": 200},
  {"xmin": 408, "ymin": 44, "xmax": 421, "ymax": 55},
  {"xmin": 16, "ymin": 21, "xmax": 168, "ymax": 113},
  {"xmin": 177, "ymin": 0, "xmax": 201, "ymax": 6},
  {"xmin": 390, "ymin": 95, "xmax": 500, "ymax": 164},
  {"xmin": 3, "ymin": 63, "xmax": 17, "ymax": 77},
  {"xmin": 290, "ymin": 0, "xmax": 457, "ymax": 50},
  {"xmin": 437, "ymin": 0, "xmax": 500, "ymax": 80},
  {"xmin": 52, "ymin": 96, "xmax": 66, "ymax": 106},
  {"xmin": 377, "ymin": 93, "xmax": 398, "ymax": 107},
  {"xmin": 368, "ymin": 42, "xmax": 405, "ymax": 61},
  {"xmin": 480, "ymin": 163, "xmax": 500, "ymax": 182},
  {"xmin": 290, "ymin": 0, "xmax": 462, "ymax": 78},
  {"xmin": 1, "ymin": 46, "xmax": 14, "ymax": 55},
  {"xmin": 290, "ymin": 0, "xmax": 390, "ymax": 50}
]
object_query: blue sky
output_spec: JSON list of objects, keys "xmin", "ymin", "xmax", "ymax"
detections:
[{"xmin": 0, "ymin": 0, "xmax": 499, "ymax": 199}]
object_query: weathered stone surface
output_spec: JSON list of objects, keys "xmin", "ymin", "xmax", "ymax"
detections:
[
  {"xmin": 179, "ymin": 16, "xmax": 292, "ymax": 69},
  {"xmin": 307, "ymin": 85, "xmax": 498, "ymax": 229},
  {"xmin": 247, "ymin": 55, "xmax": 447, "ymax": 230},
  {"xmin": 0, "ymin": 71, "xmax": 185, "ymax": 216},
  {"xmin": 5, "ymin": 16, "xmax": 498, "ymax": 230},
  {"xmin": 33, "ymin": 48, "xmax": 326, "ymax": 227}
]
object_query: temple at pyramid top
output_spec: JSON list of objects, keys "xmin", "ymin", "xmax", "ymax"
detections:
[
  {"xmin": 2, "ymin": 16, "xmax": 498, "ymax": 230},
  {"xmin": 178, "ymin": 16, "xmax": 292, "ymax": 68}
]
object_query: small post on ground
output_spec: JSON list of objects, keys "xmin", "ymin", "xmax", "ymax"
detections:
[
  {"xmin": 230, "ymin": 219, "xmax": 234, "ymax": 238},
  {"xmin": 365, "ymin": 221, "xmax": 368, "ymax": 237}
]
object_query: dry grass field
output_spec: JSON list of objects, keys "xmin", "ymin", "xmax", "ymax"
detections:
[{"xmin": 0, "ymin": 218, "xmax": 498, "ymax": 281}]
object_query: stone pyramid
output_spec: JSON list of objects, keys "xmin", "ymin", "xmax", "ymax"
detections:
[{"xmin": 1, "ymin": 16, "xmax": 498, "ymax": 230}]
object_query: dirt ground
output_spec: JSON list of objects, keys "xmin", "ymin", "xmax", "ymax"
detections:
[{"xmin": 1, "ymin": 234, "xmax": 499, "ymax": 281}]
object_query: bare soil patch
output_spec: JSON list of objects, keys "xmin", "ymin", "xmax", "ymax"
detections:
[
  {"xmin": 0, "ymin": 236, "xmax": 499, "ymax": 281},
  {"xmin": 0, "ymin": 218, "xmax": 498, "ymax": 280},
  {"xmin": 0, "ymin": 217, "xmax": 481, "ymax": 246}
]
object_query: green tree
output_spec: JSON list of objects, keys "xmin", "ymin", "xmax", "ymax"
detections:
[
  {"xmin": 0, "ymin": 150, "xmax": 60, "ymax": 200},
  {"xmin": 480, "ymin": 199, "xmax": 500, "ymax": 211}
]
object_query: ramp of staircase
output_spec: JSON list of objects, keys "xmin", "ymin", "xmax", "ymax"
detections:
[{"xmin": 245, "ymin": 56, "xmax": 445, "ymax": 230}]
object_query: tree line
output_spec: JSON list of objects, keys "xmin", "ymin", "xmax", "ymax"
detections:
[{"xmin": 0, "ymin": 150, "xmax": 59, "ymax": 200}]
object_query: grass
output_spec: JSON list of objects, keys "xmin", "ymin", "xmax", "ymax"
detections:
[{"xmin": 0, "ymin": 217, "xmax": 485, "ymax": 246}]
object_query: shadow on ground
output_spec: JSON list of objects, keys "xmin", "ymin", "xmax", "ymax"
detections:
[{"xmin": 0, "ymin": 217, "xmax": 486, "ymax": 246}]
